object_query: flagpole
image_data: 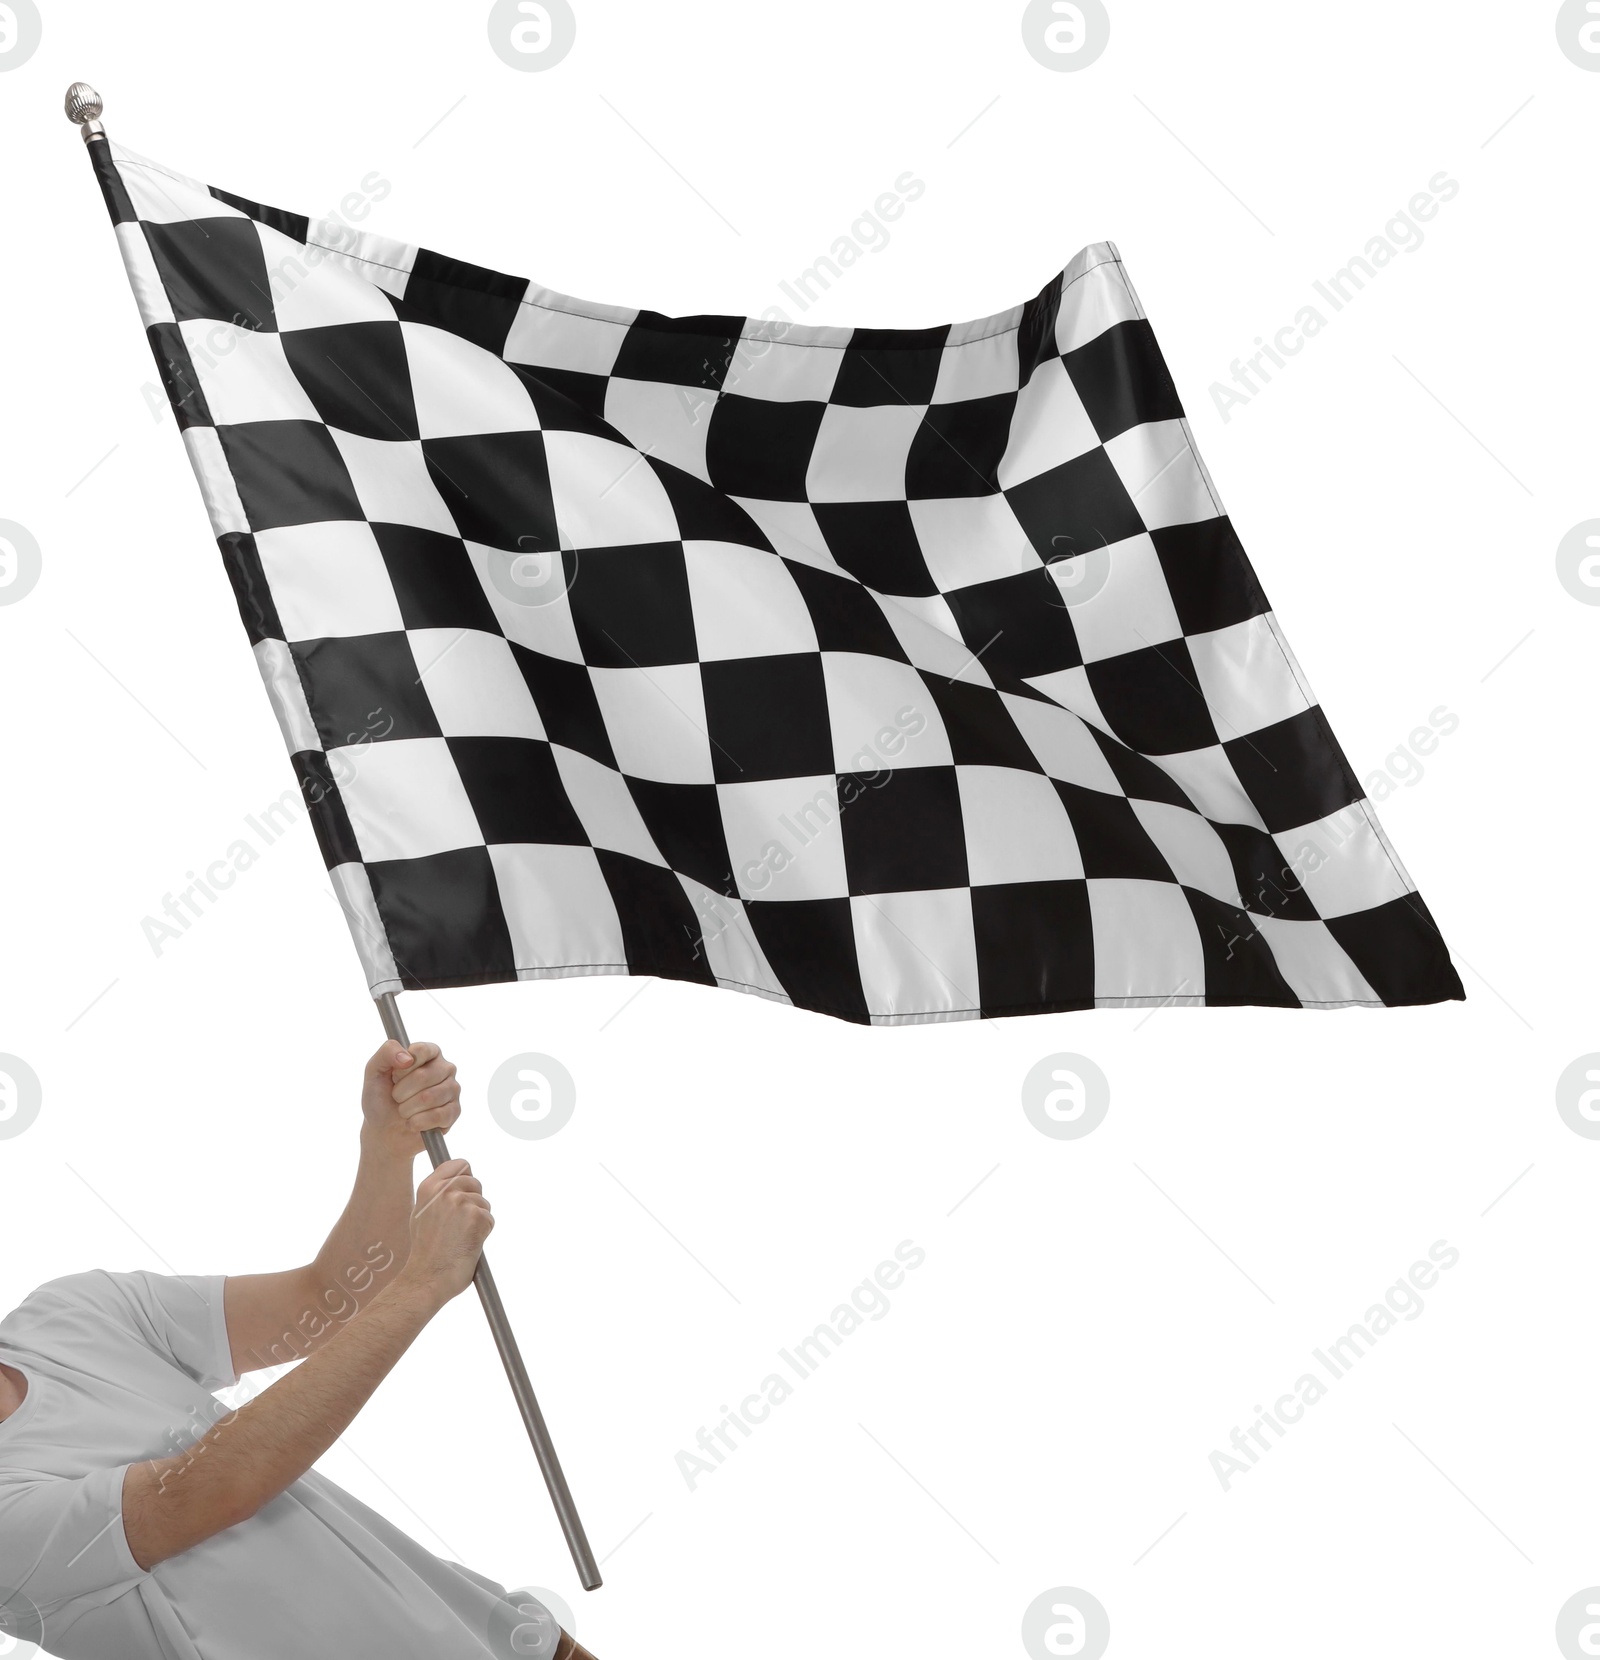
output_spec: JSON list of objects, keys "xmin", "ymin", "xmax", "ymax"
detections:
[
  {"xmin": 66, "ymin": 81, "xmax": 603, "ymax": 1597},
  {"xmin": 376, "ymin": 993, "xmax": 602, "ymax": 1592}
]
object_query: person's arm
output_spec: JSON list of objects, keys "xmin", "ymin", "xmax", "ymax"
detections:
[
  {"xmin": 221, "ymin": 1040, "xmax": 462, "ymax": 1376},
  {"xmin": 121, "ymin": 1156, "xmax": 493, "ymax": 1570}
]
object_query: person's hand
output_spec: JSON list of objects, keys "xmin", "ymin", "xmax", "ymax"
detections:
[
  {"xmin": 361, "ymin": 1040, "xmax": 462, "ymax": 1160},
  {"xmin": 399, "ymin": 1159, "xmax": 494, "ymax": 1306}
]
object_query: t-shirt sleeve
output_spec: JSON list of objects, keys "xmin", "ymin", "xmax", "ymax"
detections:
[
  {"xmin": 19, "ymin": 1270, "xmax": 238, "ymax": 1392},
  {"xmin": 0, "ymin": 1464, "xmax": 146, "ymax": 1617},
  {"xmin": 103, "ymin": 1271, "xmax": 238, "ymax": 1391}
]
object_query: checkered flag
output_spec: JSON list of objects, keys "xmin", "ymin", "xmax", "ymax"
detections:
[{"xmin": 89, "ymin": 139, "xmax": 1462, "ymax": 1023}]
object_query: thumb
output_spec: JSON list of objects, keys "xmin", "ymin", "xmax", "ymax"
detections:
[{"xmin": 368, "ymin": 1039, "xmax": 414, "ymax": 1079}]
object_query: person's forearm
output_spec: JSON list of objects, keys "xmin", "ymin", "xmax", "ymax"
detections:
[
  {"xmin": 125, "ymin": 1273, "xmax": 441, "ymax": 1568},
  {"xmin": 307, "ymin": 1133, "xmax": 417, "ymax": 1311},
  {"xmin": 222, "ymin": 1046, "xmax": 460, "ymax": 1375}
]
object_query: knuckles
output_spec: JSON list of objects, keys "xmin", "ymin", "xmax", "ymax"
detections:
[
  {"xmin": 393, "ymin": 1069, "xmax": 460, "ymax": 1115},
  {"xmin": 400, "ymin": 1083, "xmax": 461, "ymax": 1120}
]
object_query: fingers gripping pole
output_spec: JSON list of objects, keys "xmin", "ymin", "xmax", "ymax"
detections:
[
  {"xmin": 376, "ymin": 994, "xmax": 455, "ymax": 1172},
  {"xmin": 377, "ymin": 993, "xmax": 603, "ymax": 1592}
]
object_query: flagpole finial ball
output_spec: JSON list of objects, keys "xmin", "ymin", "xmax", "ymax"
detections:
[{"xmin": 64, "ymin": 83, "xmax": 105, "ymax": 140}]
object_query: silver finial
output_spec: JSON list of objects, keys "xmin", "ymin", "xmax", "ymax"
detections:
[{"xmin": 64, "ymin": 83, "xmax": 105, "ymax": 142}]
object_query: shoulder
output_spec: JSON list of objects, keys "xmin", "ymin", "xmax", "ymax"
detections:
[
  {"xmin": 0, "ymin": 1274, "xmax": 114, "ymax": 1371},
  {"xmin": 0, "ymin": 1270, "xmax": 120, "ymax": 1335},
  {"xmin": 0, "ymin": 1270, "xmax": 181, "ymax": 1356}
]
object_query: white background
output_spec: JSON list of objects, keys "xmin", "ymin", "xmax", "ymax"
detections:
[{"xmin": 1, "ymin": 3, "xmax": 1597, "ymax": 1656}]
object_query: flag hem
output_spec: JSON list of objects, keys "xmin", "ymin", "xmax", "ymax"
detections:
[{"xmin": 362, "ymin": 958, "xmax": 1459, "ymax": 1023}]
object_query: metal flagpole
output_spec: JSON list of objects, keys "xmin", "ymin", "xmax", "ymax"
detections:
[
  {"xmin": 375, "ymin": 993, "xmax": 602, "ymax": 1592},
  {"xmin": 66, "ymin": 81, "xmax": 602, "ymax": 1595}
]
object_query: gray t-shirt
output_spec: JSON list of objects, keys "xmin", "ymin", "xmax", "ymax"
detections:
[{"xmin": 0, "ymin": 1270, "xmax": 562, "ymax": 1659}]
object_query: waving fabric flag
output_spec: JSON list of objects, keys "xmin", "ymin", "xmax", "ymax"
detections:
[{"xmin": 89, "ymin": 140, "xmax": 1463, "ymax": 1023}]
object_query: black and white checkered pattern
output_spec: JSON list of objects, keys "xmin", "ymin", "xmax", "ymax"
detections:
[{"xmin": 92, "ymin": 140, "xmax": 1463, "ymax": 1023}]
